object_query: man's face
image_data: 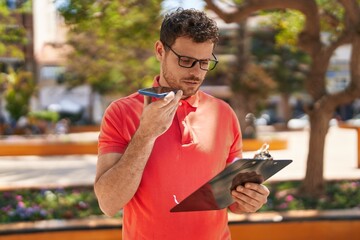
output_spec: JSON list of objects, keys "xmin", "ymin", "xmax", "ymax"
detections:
[{"xmin": 157, "ymin": 37, "xmax": 215, "ymax": 98}]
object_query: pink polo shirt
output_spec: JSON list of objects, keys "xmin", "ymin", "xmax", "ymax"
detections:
[{"xmin": 98, "ymin": 80, "xmax": 242, "ymax": 240}]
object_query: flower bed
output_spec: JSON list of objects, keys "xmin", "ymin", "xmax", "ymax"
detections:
[
  {"xmin": 261, "ymin": 179, "xmax": 360, "ymax": 212},
  {"xmin": 0, "ymin": 186, "xmax": 105, "ymax": 223},
  {"xmin": 1, "ymin": 180, "xmax": 359, "ymax": 224}
]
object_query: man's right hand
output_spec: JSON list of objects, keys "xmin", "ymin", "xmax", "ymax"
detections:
[{"xmin": 138, "ymin": 90, "xmax": 183, "ymax": 139}]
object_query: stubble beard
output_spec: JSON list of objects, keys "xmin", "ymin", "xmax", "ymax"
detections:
[{"xmin": 162, "ymin": 63, "xmax": 203, "ymax": 98}]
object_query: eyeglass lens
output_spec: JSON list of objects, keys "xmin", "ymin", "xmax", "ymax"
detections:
[{"xmin": 179, "ymin": 57, "xmax": 217, "ymax": 70}]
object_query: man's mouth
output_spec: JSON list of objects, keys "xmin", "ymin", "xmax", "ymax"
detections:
[{"xmin": 182, "ymin": 79, "xmax": 201, "ymax": 85}]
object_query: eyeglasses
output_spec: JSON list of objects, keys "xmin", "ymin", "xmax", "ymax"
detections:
[{"xmin": 164, "ymin": 43, "xmax": 218, "ymax": 71}]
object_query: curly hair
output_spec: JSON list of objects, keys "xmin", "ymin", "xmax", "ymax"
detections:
[{"xmin": 160, "ymin": 8, "xmax": 219, "ymax": 48}]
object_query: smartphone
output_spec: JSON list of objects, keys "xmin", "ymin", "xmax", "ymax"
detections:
[{"xmin": 138, "ymin": 86, "xmax": 178, "ymax": 98}]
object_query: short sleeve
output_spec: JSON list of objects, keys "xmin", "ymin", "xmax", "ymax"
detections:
[
  {"xmin": 98, "ymin": 95, "xmax": 142, "ymax": 155},
  {"xmin": 226, "ymin": 107, "xmax": 243, "ymax": 163}
]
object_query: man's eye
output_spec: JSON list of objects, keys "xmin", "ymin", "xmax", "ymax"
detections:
[
  {"xmin": 180, "ymin": 58, "xmax": 193, "ymax": 64},
  {"xmin": 200, "ymin": 60, "xmax": 210, "ymax": 65}
]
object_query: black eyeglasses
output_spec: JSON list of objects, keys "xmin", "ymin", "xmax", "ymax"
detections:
[{"xmin": 164, "ymin": 43, "xmax": 218, "ymax": 71}]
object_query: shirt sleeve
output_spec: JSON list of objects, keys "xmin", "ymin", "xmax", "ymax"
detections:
[
  {"xmin": 98, "ymin": 101, "xmax": 129, "ymax": 155},
  {"xmin": 226, "ymin": 107, "xmax": 243, "ymax": 163}
]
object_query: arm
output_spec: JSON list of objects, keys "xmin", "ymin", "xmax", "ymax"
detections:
[{"xmin": 94, "ymin": 90, "xmax": 183, "ymax": 216}]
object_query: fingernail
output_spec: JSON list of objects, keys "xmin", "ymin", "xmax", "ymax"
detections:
[{"xmin": 164, "ymin": 91, "xmax": 175, "ymax": 101}]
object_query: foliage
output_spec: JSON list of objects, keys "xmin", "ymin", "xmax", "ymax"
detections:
[
  {"xmin": 0, "ymin": 180, "xmax": 359, "ymax": 224},
  {"xmin": 261, "ymin": 10, "xmax": 305, "ymax": 48},
  {"xmin": 260, "ymin": 1, "xmax": 344, "ymax": 48},
  {"xmin": 233, "ymin": 63, "xmax": 276, "ymax": 95},
  {"xmin": 28, "ymin": 110, "xmax": 60, "ymax": 123},
  {"xmin": 0, "ymin": 186, "xmax": 104, "ymax": 223},
  {"xmin": 57, "ymin": 0, "xmax": 163, "ymax": 95},
  {"xmin": 251, "ymin": 28, "xmax": 311, "ymax": 95},
  {"xmin": 215, "ymin": 22, "xmax": 277, "ymax": 119},
  {"xmin": 4, "ymin": 70, "xmax": 36, "ymax": 121},
  {"xmin": 0, "ymin": 0, "xmax": 29, "ymax": 61},
  {"xmin": 261, "ymin": 180, "xmax": 360, "ymax": 212}
]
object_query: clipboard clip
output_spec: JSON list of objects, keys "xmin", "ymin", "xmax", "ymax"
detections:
[{"xmin": 253, "ymin": 143, "xmax": 273, "ymax": 160}]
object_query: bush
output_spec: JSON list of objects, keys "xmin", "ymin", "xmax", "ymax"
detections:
[
  {"xmin": 28, "ymin": 111, "xmax": 60, "ymax": 123},
  {"xmin": 5, "ymin": 70, "xmax": 36, "ymax": 121}
]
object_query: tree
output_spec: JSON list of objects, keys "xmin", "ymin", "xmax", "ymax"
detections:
[
  {"xmin": 0, "ymin": 1, "xmax": 32, "ymax": 126},
  {"xmin": 229, "ymin": 21, "xmax": 276, "ymax": 135},
  {"xmin": 57, "ymin": 0, "xmax": 162, "ymax": 122},
  {"xmin": 0, "ymin": 1, "xmax": 28, "ymax": 63},
  {"xmin": 5, "ymin": 69, "xmax": 36, "ymax": 121},
  {"xmin": 205, "ymin": 0, "xmax": 360, "ymax": 197},
  {"xmin": 251, "ymin": 26, "xmax": 311, "ymax": 124}
]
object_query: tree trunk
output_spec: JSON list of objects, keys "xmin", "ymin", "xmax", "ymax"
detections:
[
  {"xmin": 230, "ymin": 21, "xmax": 252, "ymax": 134},
  {"xmin": 300, "ymin": 106, "xmax": 333, "ymax": 196},
  {"xmin": 278, "ymin": 93, "xmax": 292, "ymax": 124},
  {"xmin": 87, "ymin": 90, "xmax": 96, "ymax": 124},
  {"xmin": 231, "ymin": 93, "xmax": 252, "ymax": 134}
]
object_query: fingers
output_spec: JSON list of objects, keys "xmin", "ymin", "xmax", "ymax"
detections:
[
  {"xmin": 143, "ymin": 95, "xmax": 152, "ymax": 107},
  {"xmin": 161, "ymin": 90, "xmax": 183, "ymax": 108},
  {"xmin": 242, "ymin": 183, "xmax": 270, "ymax": 196},
  {"xmin": 231, "ymin": 183, "xmax": 269, "ymax": 212},
  {"xmin": 143, "ymin": 90, "xmax": 183, "ymax": 108},
  {"xmin": 162, "ymin": 90, "xmax": 183, "ymax": 117}
]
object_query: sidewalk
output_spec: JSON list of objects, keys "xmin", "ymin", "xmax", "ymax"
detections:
[{"xmin": 0, "ymin": 126, "xmax": 359, "ymax": 189}]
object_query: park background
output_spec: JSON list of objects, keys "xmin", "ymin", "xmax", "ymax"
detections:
[{"xmin": 0, "ymin": 0, "xmax": 360, "ymax": 239}]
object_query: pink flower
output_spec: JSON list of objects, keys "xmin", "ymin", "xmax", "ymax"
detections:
[
  {"xmin": 15, "ymin": 195, "xmax": 23, "ymax": 201},
  {"xmin": 17, "ymin": 201, "xmax": 25, "ymax": 208},
  {"xmin": 278, "ymin": 202, "xmax": 288, "ymax": 209},
  {"xmin": 285, "ymin": 195, "xmax": 294, "ymax": 202}
]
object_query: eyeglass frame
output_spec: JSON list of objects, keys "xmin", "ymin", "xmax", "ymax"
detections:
[{"xmin": 163, "ymin": 42, "xmax": 218, "ymax": 71}]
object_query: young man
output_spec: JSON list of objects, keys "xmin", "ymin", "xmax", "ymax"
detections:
[{"xmin": 95, "ymin": 8, "xmax": 269, "ymax": 239}]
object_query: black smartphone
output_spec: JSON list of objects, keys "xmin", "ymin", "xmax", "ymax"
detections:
[{"xmin": 138, "ymin": 86, "xmax": 178, "ymax": 98}]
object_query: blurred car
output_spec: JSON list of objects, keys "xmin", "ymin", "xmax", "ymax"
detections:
[
  {"xmin": 287, "ymin": 114, "xmax": 309, "ymax": 130},
  {"xmin": 256, "ymin": 109, "xmax": 279, "ymax": 126},
  {"xmin": 345, "ymin": 113, "xmax": 360, "ymax": 126},
  {"xmin": 287, "ymin": 114, "xmax": 338, "ymax": 130}
]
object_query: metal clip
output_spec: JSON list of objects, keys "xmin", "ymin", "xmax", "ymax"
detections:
[{"xmin": 253, "ymin": 143, "xmax": 273, "ymax": 160}]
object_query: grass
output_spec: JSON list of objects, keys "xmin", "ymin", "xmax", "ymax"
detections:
[{"xmin": 1, "ymin": 180, "xmax": 359, "ymax": 224}]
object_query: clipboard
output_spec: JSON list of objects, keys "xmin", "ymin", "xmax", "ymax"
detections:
[{"xmin": 170, "ymin": 158, "xmax": 292, "ymax": 212}]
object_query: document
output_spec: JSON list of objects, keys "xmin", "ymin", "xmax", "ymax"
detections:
[{"xmin": 170, "ymin": 158, "xmax": 292, "ymax": 212}]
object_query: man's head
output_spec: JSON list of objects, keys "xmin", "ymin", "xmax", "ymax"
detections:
[
  {"xmin": 160, "ymin": 8, "xmax": 219, "ymax": 47},
  {"xmin": 155, "ymin": 8, "xmax": 219, "ymax": 98}
]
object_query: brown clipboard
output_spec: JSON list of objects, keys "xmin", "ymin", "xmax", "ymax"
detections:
[{"xmin": 170, "ymin": 158, "xmax": 292, "ymax": 212}]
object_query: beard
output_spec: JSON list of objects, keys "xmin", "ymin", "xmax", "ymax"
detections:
[{"xmin": 162, "ymin": 62, "xmax": 204, "ymax": 98}]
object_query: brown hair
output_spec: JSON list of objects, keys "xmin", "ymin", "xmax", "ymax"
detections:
[{"xmin": 160, "ymin": 8, "xmax": 219, "ymax": 48}]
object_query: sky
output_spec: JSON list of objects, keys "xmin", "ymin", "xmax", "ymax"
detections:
[
  {"xmin": 53, "ymin": 0, "xmax": 206, "ymax": 14},
  {"xmin": 162, "ymin": 0, "xmax": 205, "ymax": 13}
]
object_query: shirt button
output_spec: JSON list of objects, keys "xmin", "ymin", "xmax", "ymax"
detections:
[{"xmin": 179, "ymin": 102, "xmax": 182, "ymax": 106}]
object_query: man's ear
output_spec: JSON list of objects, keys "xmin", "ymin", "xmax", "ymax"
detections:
[{"xmin": 155, "ymin": 41, "xmax": 164, "ymax": 61}]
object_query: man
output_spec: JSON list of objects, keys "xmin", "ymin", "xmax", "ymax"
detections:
[{"xmin": 95, "ymin": 8, "xmax": 269, "ymax": 239}]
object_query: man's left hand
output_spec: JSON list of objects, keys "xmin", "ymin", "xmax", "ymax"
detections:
[{"xmin": 229, "ymin": 183, "xmax": 270, "ymax": 213}]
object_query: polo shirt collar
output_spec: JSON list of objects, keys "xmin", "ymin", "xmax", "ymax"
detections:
[{"xmin": 152, "ymin": 75, "xmax": 199, "ymax": 108}]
